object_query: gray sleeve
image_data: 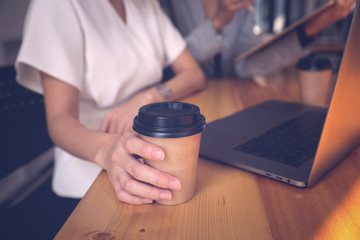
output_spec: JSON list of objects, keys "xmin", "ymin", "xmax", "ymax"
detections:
[
  {"xmin": 235, "ymin": 30, "xmax": 310, "ymax": 79},
  {"xmin": 185, "ymin": 19, "xmax": 224, "ymax": 63}
]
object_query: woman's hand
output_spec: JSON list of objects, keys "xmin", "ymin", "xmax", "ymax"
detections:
[
  {"xmin": 97, "ymin": 132, "xmax": 181, "ymax": 205},
  {"xmin": 42, "ymin": 72, "xmax": 182, "ymax": 205},
  {"xmin": 332, "ymin": 0, "xmax": 356, "ymax": 20},
  {"xmin": 99, "ymin": 99, "xmax": 139, "ymax": 135},
  {"xmin": 99, "ymin": 49, "xmax": 205, "ymax": 136},
  {"xmin": 212, "ymin": 0, "xmax": 254, "ymax": 33},
  {"xmin": 304, "ymin": 0, "xmax": 355, "ymax": 37},
  {"xmin": 99, "ymin": 88, "xmax": 159, "ymax": 135}
]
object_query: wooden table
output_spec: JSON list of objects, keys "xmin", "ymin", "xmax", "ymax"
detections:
[{"xmin": 55, "ymin": 69, "xmax": 360, "ymax": 240}]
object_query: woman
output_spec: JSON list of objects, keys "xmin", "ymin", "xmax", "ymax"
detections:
[{"xmin": 16, "ymin": 0, "xmax": 205, "ymax": 205}]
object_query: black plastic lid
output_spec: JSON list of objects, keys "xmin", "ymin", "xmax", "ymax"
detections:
[
  {"xmin": 133, "ymin": 102, "xmax": 206, "ymax": 138},
  {"xmin": 296, "ymin": 55, "xmax": 333, "ymax": 71}
]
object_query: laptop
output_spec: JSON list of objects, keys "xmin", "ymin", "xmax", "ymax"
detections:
[{"xmin": 199, "ymin": 1, "xmax": 360, "ymax": 187}]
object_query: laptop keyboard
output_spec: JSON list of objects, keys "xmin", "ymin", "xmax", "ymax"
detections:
[{"xmin": 234, "ymin": 111, "xmax": 326, "ymax": 167}]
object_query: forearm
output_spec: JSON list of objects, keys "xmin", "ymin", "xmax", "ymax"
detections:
[
  {"xmin": 160, "ymin": 49, "xmax": 206, "ymax": 100},
  {"xmin": 304, "ymin": 1, "xmax": 354, "ymax": 37},
  {"xmin": 46, "ymin": 112, "xmax": 117, "ymax": 169},
  {"xmin": 163, "ymin": 68, "xmax": 205, "ymax": 101},
  {"xmin": 41, "ymin": 73, "xmax": 117, "ymax": 169}
]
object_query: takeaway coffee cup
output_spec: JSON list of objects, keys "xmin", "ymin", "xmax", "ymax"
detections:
[
  {"xmin": 296, "ymin": 55, "xmax": 333, "ymax": 107},
  {"xmin": 133, "ymin": 102, "xmax": 206, "ymax": 205}
]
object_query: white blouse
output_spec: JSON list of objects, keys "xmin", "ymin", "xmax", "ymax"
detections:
[{"xmin": 15, "ymin": 0, "xmax": 186, "ymax": 198}]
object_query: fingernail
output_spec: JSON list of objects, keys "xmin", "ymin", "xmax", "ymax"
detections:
[
  {"xmin": 152, "ymin": 150, "xmax": 164, "ymax": 160},
  {"xmin": 143, "ymin": 199, "xmax": 153, "ymax": 204},
  {"xmin": 169, "ymin": 180, "xmax": 181, "ymax": 190},
  {"xmin": 160, "ymin": 192, "xmax": 172, "ymax": 200}
]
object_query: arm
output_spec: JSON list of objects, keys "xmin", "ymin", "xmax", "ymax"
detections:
[
  {"xmin": 99, "ymin": 48, "xmax": 205, "ymax": 135},
  {"xmin": 161, "ymin": 48, "xmax": 206, "ymax": 100},
  {"xmin": 304, "ymin": 0, "xmax": 355, "ymax": 37},
  {"xmin": 41, "ymin": 73, "xmax": 184, "ymax": 205},
  {"xmin": 174, "ymin": 0, "xmax": 253, "ymax": 63},
  {"xmin": 235, "ymin": 0, "xmax": 355, "ymax": 79},
  {"xmin": 212, "ymin": 0, "xmax": 254, "ymax": 33}
]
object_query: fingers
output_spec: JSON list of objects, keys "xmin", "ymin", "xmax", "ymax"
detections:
[
  {"xmin": 123, "ymin": 133, "xmax": 165, "ymax": 161},
  {"xmin": 221, "ymin": 0, "xmax": 253, "ymax": 11},
  {"xmin": 116, "ymin": 167, "xmax": 173, "ymax": 201},
  {"xmin": 231, "ymin": 0, "xmax": 253, "ymax": 9},
  {"xmin": 99, "ymin": 113, "xmax": 120, "ymax": 133},
  {"xmin": 122, "ymin": 134, "xmax": 181, "ymax": 189},
  {"xmin": 99, "ymin": 117, "xmax": 110, "ymax": 133},
  {"xmin": 120, "ymin": 120, "xmax": 133, "ymax": 135},
  {"xmin": 110, "ymin": 174, "xmax": 154, "ymax": 205},
  {"xmin": 109, "ymin": 157, "xmax": 178, "ymax": 205},
  {"xmin": 336, "ymin": 0, "xmax": 355, "ymax": 6},
  {"xmin": 214, "ymin": 0, "xmax": 254, "ymax": 31},
  {"xmin": 328, "ymin": 0, "xmax": 355, "ymax": 23},
  {"xmin": 106, "ymin": 133, "xmax": 181, "ymax": 205},
  {"xmin": 124, "ymin": 155, "xmax": 181, "ymax": 190},
  {"xmin": 108, "ymin": 120, "xmax": 117, "ymax": 133},
  {"xmin": 99, "ymin": 114, "xmax": 132, "ymax": 135}
]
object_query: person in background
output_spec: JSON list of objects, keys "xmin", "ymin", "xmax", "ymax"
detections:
[
  {"xmin": 159, "ymin": 0, "xmax": 355, "ymax": 78},
  {"xmin": 15, "ymin": 0, "xmax": 205, "ymax": 205}
]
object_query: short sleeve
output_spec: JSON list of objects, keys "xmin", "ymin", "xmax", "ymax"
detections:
[
  {"xmin": 150, "ymin": 0, "xmax": 186, "ymax": 67},
  {"xmin": 185, "ymin": 19, "xmax": 224, "ymax": 63},
  {"xmin": 15, "ymin": 0, "xmax": 84, "ymax": 94}
]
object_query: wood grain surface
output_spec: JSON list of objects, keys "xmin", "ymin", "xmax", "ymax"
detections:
[{"xmin": 55, "ymin": 69, "xmax": 360, "ymax": 240}]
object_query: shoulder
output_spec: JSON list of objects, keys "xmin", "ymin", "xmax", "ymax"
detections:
[
  {"xmin": 24, "ymin": 0, "xmax": 82, "ymax": 31},
  {"xmin": 24, "ymin": 0, "xmax": 77, "ymax": 28},
  {"xmin": 29, "ymin": 0, "xmax": 75, "ymax": 13}
]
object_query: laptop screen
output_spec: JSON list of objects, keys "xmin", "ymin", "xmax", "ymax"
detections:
[{"xmin": 309, "ymin": 2, "xmax": 360, "ymax": 186}]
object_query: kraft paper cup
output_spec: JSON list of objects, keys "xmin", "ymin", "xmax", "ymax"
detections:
[
  {"xmin": 133, "ymin": 102, "xmax": 206, "ymax": 205},
  {"xmin": 296, "ymin": 55, "xmax": 333, "ymax": 107}
]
